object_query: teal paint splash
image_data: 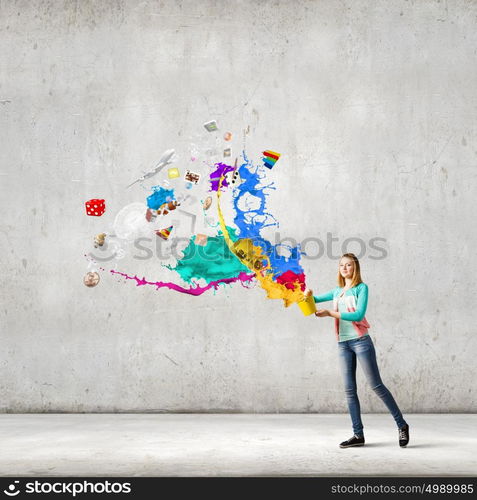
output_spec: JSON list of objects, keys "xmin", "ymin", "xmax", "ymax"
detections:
[
  {"xmin": 166, "ymin": 227, "xmax": 250, "ymax": 284},
  {"xmin": 147, "ymin": 186, "xmax": 175, "ymax": 210}
]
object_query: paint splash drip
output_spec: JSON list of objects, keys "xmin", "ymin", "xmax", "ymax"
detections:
[{"xmin": 110, "ymin": 269, "xmax": 255, "ymax": 296}]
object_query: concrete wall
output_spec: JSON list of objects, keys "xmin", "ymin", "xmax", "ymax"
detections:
[{"xmin": 1, "ymin": 0, "xmax": 476, "ymax": 412}]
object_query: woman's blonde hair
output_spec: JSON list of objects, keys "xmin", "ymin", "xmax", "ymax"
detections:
[{"xmin": 337, "ymin": 253, "xmax": 363, "ymax": 288}]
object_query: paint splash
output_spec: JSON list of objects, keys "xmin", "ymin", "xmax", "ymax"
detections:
[
  {"xmin": 99, "ymin": 145, "xmax": 307, "ymax": 308},
  {"xmin": 209, "ymin": 163, "xmax": 235, "ymax": 192},
  {"xmin": 147, "ymin": 186, "xmax": 175, "ymax": 209},
  {"xmin": 166, "ymin": 228, "xmax": 250, "ymax": 284},
  {"xmin": 110, "ymin": 269, "xmax": 255, "ymax": 295},
  {"xmin": 214, "ymin": 153, "xmax": 306, "ymax": 307}
]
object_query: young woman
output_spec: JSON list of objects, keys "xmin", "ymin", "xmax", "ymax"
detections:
[{"xmin": 306, "ymin": 253, "xmax": 410, "ymax": 448}]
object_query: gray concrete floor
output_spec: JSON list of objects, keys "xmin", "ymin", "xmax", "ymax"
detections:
[{"xmin": 0, "ymin": 414, "xmax": 475, "ymax": 476}]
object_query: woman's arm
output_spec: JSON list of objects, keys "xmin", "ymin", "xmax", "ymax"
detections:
[
  {"xmin": 339, "ymin": 284, "xmax": 368, "ymax": 322},
  {"xmin": 316, "ymin": 309, "xmax": 340, "ymax": 318},
  {"xmin": 313, "ymin": 289, "xmax": 335, "ymax": 303}
]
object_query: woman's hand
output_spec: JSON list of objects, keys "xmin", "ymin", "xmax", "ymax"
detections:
[
  {"xmin": 315, "ymin": 309, "xmax": 330, "ymax": 317},
  {"xmin": 304, "ymin": 288, "xmax": 313, "ymax": 298}
]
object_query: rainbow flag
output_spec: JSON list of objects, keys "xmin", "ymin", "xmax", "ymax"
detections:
[
  {"xmin": 156, "ymin": 225, "xmax": 173, "ymax": 240},
  {"xmin": 262, "ymin": 150, "xmax": 280, "ymax": 169}
]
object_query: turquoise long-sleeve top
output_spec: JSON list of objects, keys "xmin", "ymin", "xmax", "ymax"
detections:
[{"xmin": 313, "ymin": 283, "xmax": 369, "ymax": 322}]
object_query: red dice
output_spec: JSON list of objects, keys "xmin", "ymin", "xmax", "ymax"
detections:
[{"xmin": 85, "ymin": 199, "xmax": 105, "ymax": 216}]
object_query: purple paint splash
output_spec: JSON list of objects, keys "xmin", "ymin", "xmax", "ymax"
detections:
[
  {"xmin": 209, "ymin": 162, "xmax": 235, "ymax": 192},
  {"xmin": 110, "ymin": 269, "xmax": 255, "ymax": 296}
]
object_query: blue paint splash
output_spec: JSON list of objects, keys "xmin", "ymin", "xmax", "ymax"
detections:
[
  {"xmin": 230, "ymin": 151, "xmax": 305, "ymax": 279},
  {"xmin": 147, "ymin": 186, "xmax": 175, "ymax": 210}
]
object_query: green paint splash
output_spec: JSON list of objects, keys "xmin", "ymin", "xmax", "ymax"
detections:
[{"xmin": 166, "ymin": 227, "xmax": 249, "ymax": 284}]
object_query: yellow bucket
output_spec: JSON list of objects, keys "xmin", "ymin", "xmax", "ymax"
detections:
[{"xmin": 298, "ymin": 293, "xmax": 316, "ymax": 316}]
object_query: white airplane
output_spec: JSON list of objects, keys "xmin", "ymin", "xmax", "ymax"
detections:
[{"xmin": 126, "ymin": 149, "xmax": 176, "ymax": 188}]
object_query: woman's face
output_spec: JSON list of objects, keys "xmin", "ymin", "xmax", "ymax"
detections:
[{"xmin": 339, "ymin": 258, "xmax": 354, "ymax": 279}]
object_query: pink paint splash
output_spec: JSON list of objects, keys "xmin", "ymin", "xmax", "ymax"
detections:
[
  {"xmin": 110, "ymin": 269, "xmax": 256, "ymax": 296},
  {"xmin": 275, "ymin": 270, "xmax": 306, "ymax": 291}
]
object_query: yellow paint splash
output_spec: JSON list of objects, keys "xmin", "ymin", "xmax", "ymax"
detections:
[{"xmin": 216, "ymin": 173, "xmax": 305, "ymax": 307}]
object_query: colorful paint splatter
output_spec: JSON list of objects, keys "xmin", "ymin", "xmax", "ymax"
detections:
[{"xmin": 88, "ymin": 137, "xmax": 307, "ymax": 308}]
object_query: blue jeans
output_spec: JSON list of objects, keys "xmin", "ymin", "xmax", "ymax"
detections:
[{"xmin": 338, "ymin": 335, "xmax": 407, "ymax": 437}]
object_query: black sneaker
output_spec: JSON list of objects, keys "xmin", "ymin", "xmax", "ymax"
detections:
[
  {"xmin": 399, "ymin": 424, "xmax": 410, "ymax": 447},
  {"xmin": 339, "ymin": 434, "xmax": 365, "ymax": 448}
]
